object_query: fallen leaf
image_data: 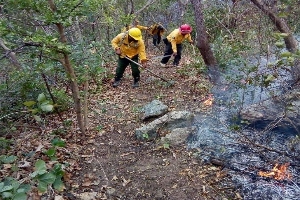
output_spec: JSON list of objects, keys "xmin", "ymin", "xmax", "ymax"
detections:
[
  {"xmin": 18, "ymin": 160, "xmax": 31, "ymax": 168},
  {"xmin": 3, "ymin": 164, "xmax": 12, "ymax": 169},
  {"xmin": 112, "ymin": 175, "xmax": 118, "ymax": 181},
  {"xmin": 54, "ymin": 195, "xmax": 64, "ymax": 200},
  {"xmin": 77, "ymin": 192, "xmax": 98, "ymax": 200},
  {"xmin": 82, "ymin": 180, "xmax": 92, "ymax": 187},
  {"xmin": 122, "ymin": 177, "xmax": 131, "ymax": 186},
  {"xmin": 35, "ymin": 144, "xmax": 44, "ymax": 152}
]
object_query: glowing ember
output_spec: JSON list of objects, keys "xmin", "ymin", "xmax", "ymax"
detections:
[
  {"xmin": 203, "ymin": 94, "xmax": 214, "ymax": 106},
  {"xmin": 258, "ymin": 163, "xmax": 292, "ymax": 180}
]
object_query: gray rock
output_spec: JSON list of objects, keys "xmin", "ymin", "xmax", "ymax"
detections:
[
  {"xmin": 141, "ymin": 99, "xmax": 168, "ymax": 120},
  {"xmin": 161, "ymin": 126, "xmax": 198, "ymax": 146},
  {"xmin": 135, "ymin": 111, "xmax": 195, "ymax": 140},
  {"xmin": 240, "ymin": 89, "xmax": 300, "ymax": 130}
]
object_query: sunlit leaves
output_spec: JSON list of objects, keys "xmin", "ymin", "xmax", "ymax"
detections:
[
  {"xmin": 275, "ymin": 41, "xmax": 285, "ymax": 48},
  {"xmin": 263, "ymin": 74, "xmax": 276, "ymax": 87},
  {"xmin": 23, "ymin": 101, "xmax": 36, "ymax": 107},
  {"xmin": 280, "ymin": 51, "xmax": 292, "ymax": 58}
]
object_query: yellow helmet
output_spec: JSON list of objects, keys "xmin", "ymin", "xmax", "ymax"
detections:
[{"xmin": 128, "ymin": 28, "xmax": 142, "ymax": 41}]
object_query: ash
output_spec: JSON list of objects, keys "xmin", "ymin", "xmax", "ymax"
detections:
[{"xmin": 189, "ymin": 87, "xmax": 300, "ymax": 198}]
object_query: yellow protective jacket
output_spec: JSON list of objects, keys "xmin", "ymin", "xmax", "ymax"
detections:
[
  {"xmin": 166, "ymin": 29, "xmax": 193, "ymax": 53},
  {"xmin": 148, "ymin": 24, "xmax": 165, "ymax": 36},
  {"xmin": 111, "ymin": 32, "xmax": 147, "ymax": 61},
  {"xmin": 122, "ymin": 25, "xmax": 148, "ymax": 32}
]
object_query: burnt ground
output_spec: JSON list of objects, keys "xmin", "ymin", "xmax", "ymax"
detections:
[{"xmin": 1, "ymin": 47, "xmax": 242, "ymax": 199}]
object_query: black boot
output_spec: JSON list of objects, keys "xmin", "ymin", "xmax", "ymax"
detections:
[
  {"xmin": 132, "ymin": 77, "xmax": 140, "ymax": 88},
  {"xmin": 112, "ymin": 77, "xmax": 121, "ymax": 87}
]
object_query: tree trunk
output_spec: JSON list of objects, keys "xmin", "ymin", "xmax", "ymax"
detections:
[
  {"xmin": 191, "ymin": 0, "xmax": 219, "ymax": 82},
  {"xmin": 48, "ymin": 0, "xmax": 85, "ymax": 134},
  {"xmin": 250, "ymin": 0, "xmax": 298, "ymax": 53}
]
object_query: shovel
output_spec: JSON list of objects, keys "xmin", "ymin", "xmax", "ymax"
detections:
[{"xmin": 124, "ymin": 56, "xmax": 175, "ymax": 86}]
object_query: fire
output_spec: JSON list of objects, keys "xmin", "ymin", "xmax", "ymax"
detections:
[
  {"xmin": 258, "ymin": 163, "xmax": 292, "ymax": 180},
  {"xmin": 203, "ymin": 94, "xmax": 213, "ymax": 106}
]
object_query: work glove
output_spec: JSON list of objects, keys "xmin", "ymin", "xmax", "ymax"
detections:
[
  {"xmin": 172, "ymin": 52, "xmax": 177, "ymax": 57},
  {"xmin": 115, "ymin": 47, "xmax": 121, "ymax": 55},
  {"xmin": 140, "ymin": 59, "xmax": 148, "ymax": 67}
]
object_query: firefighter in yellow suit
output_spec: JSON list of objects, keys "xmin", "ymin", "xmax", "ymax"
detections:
[
  {"xmin": 148, "ymin": 23, "xmax": 165, "ymax": 46},
  {"xmin": 122, "ymin": 20, "xmax": 148, "ymax": 32},
  {"xmin": 160, "ymin": 24, "xmax": 193, "ymax": 67},
  {"xmin": 111, "ymin": 28, "xmax": 148, "ymax": 88}
]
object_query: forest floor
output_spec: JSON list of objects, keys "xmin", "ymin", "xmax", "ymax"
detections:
[{"xmin": 1, "ymin": 46, "xmax": 242, "ymax": 199}]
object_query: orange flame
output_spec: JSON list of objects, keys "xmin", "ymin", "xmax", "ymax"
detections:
[
  {"xmin": 258, "ymin": 163, "xmax": 292, "ymax": 180},
  {"xmin": 203, "ymin": 95, "xmax": 213, "ymax": 106}
]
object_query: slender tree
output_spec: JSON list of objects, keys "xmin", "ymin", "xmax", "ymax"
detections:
[
  {"xmin": 190, "ymin": 0, "xmax": 219, "ymax": 82},
  {"xmin": 48, "ymin": 0, "xmax": 85, "ymax": 134},
  {"xmin": 250, "ymin": 0, "xmax": 298, "ymax": 53}
]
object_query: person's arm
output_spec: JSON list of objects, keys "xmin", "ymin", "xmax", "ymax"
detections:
[
  {"xmin": 187, "ymin": 34, "xmax": 193, "ymax": 43},
  {"xmin": 111, "ymin": 34, "xmax": 123, "ymax": 56},
  {"xmin": 138, "ymin": 41, "xmax": 147, "ymax": 63},
  {"xmin": 159, "ymin": 29, "xmax": 165, "ymax": 36},
  {"xmin": 111, "ymin": 34, "xmax": 121, "ymax": 50},
  {"xmin": 170, "ymin": 38, "xmax": 177, "ymax": 53},
  {"xmin": 167, "ymin": 29, "xmax": 178, "ymax": 53},
  {"xmin": 136, "ymin": 25, "xmax": 148, "ymax": 30}
]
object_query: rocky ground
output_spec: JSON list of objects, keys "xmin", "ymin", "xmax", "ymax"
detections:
[
  {"xmin": 1, "ymin": 46, "xmax": 242, "ymax": 199},
  {"xmin": 66, "ymin": 49, "xmax": 240, "ymax": 200}
]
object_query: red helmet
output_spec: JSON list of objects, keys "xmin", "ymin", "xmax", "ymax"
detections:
[{"xmin": 179, "ymin": 24, "xmax": 192, "ymax": 34}]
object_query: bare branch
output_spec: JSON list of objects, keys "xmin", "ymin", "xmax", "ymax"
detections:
[
  {"xmin": 0, "ymin": 38, "xmax": 21, "ymax": 69},
  {"xmin": 134, "ymin": 0, "xmax": 157, "ymax": 15}
]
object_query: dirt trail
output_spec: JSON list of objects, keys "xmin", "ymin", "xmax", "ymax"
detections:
[{"xmin": 67, "ymin": 52, "xmax": 239, "ymax": 199}]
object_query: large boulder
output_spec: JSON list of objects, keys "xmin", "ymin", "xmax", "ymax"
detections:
[
  {"xmin": 135, "ymin": 111, "xmax": 195, "ymax": 140},
  {"xmin": 240, "ymin": 89, "xmax": 300, "ymax": 130}
]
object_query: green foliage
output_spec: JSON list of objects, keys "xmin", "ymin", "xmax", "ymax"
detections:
[
  {"xmin": 266, "ymin": 32, "xmax": 300, "ymax": 81},
  {"xmin": 0, "ymin": 0, "xmax": 111, "ymax": 120},
  {"xmin": 0, "ymin": 138, "xmax": 13, "ymax": 151},
  {"xmin": 23, "ymin": 93, "xmax": 54, "ymax": 122},
  {"xmin": 142, "ymin": 133, "xmax": 149, "ymax": 140},
  {"xmin": 0, "ymin": 177, "xmax": 31, "ymax": 200},
  {"xmin": 163, "ymin": 143, "xmax": 170, "ymax": 149},
  {"xmin": 51, "ymin": 89, "xmax": 72, "ymax": 112},
  {"xmin": 0, "ymin": 70, "xmax": 45, "ymax": 109},
  {"xmin": 96, "ymin": 125, "xmax": 103, "ymax": 131},
  {"xmin": 51, "ymin": 138, "xmax": 66, "ymax": 148},
  {"xmin": 0, "ymin": 137, "xmax": 66, "ymax": 198},
  {"xmin": 44, "ymin": 138, "xmax": 66, "ymax": 161},
  {"xmin": 212, "ymin": 34, "xmax": 252, "ymax": 69},
  {"xmin": 30, "ymin": 160, "xmax": 65, "ymax": 193},
  {"xmin": 0, "ymin": 155, "xmax": 17, "ymax": 164}
]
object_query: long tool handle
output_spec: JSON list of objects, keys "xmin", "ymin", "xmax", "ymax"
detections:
[
  {"xmin": 150, "ymin": 54, "xmax": 172, "ymax": 60},
  {"xmin": 124, "ymin": 57, "xmax": 171, "ymax": 83},
  {"xmin": 192, "ymin": 45, "xmax": 196, "ymax": 55}
]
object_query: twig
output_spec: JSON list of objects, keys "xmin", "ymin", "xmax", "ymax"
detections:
[
  {"xmin": 213, "ymin": 15, "xmax": 234, "ymax": 40},
  {"xmin": 83, "ymin": 65, "xmax": 89, "ymax": 129},
  {"xmin": 93, "ymin": 156, "xmax": 110, "ymax": 186}
]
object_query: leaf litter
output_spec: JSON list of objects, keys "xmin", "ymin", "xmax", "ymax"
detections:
[{"xmin": 1, "ymin": 48, "xmax": 239, "ymax": 199}]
